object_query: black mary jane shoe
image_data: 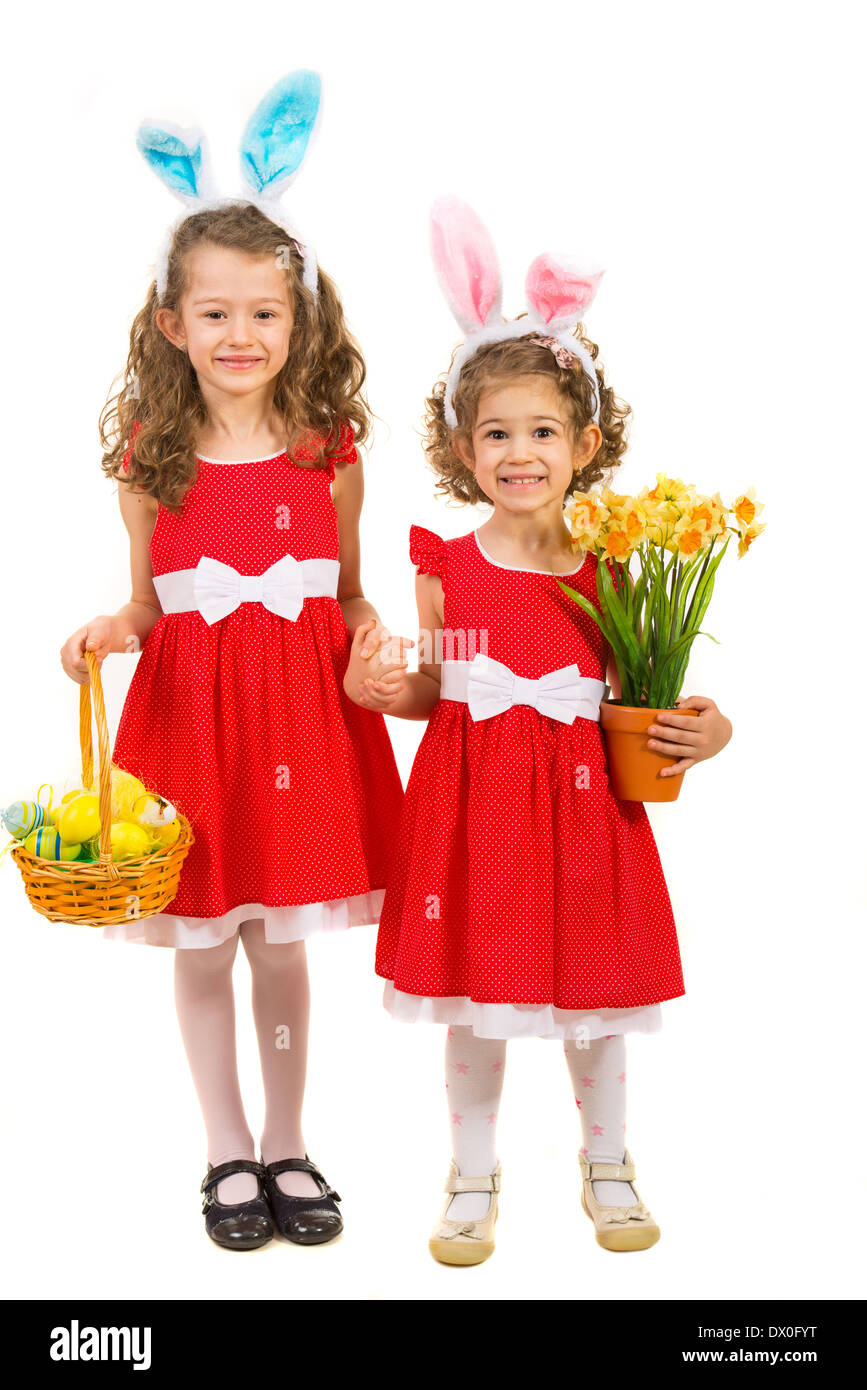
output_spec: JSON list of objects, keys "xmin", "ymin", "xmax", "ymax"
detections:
[
  {"xmin": 261, "ymin": 1156, "xmax": 343, "ymax": 1246},
  {"xmin": 200, "ymin": 1159, "xmax": 275, "ymax": 1251}
]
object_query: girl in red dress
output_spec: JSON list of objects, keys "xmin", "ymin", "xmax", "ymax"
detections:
[
  {"xmin": 348, "ymin": 198, "xmax": 732, "ymax": 1263},
  {"xmin": 60, "ymin": 78, "xmax": 407, "ymax": 1251}
]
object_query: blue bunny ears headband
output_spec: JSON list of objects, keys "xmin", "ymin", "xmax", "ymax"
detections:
[{"xmin": 137, "ymin": 70, "xmax": 322, "ymax": 301}]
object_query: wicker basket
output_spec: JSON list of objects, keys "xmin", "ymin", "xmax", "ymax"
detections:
[{"xmin": 10, "ymin": 651, "xmax": 194, "ymax": 926}]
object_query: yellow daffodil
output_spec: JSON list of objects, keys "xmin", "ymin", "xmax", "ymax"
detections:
[
  {"xmin": 671, "ymin": 519, "xmax": 708, "ymax": 559},
  {"xmin": 706, "ymin": 492, "xmax": 730, "ymax": 540},
  {"xmin": 564, "ymin": 492, "xmax": 609, "ymax": 547},
  {"xmin": 602, "ymin": 527, "xmax": 634, "ymax": 563},
  {"xmin": 732, "ymin": 487, "xmax": 764, "ymax": 533},
  {"xmin": 737, "ymin": 522, "xmax": 766, "ymax": 557},
  {"xmin": 644, "ymin": 473, "xmax": 696, "ymax": 514},
  {"xmin": 600, "ymin": 488, "xmax": 646, "ymax": 549}
]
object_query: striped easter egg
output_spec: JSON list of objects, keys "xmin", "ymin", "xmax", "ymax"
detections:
[
  {"xmin": 2, "ymin": 801, "xmax": 51, "ymax": 839},
  {"xmin": 23, "ymin": 827, "xmax": 82, "ymax": 861}
]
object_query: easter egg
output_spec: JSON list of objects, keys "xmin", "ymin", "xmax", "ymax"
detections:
[
  {"xmin": 2, "ymin": 801, "xmax": 52, "ymax": 839},
  {"xmin": 52, "ymin": 789, "xmax": 88, "ymax": 824},
  {"xmin": 58, "ymin": 795, "xmax": 101, "ymax": 845},
  {"xmin": 24, "ymin": 828, "xmax": 81, "ymax": 860},
  {"xmin": 109, "ymin": 821, "xmax": 151, "ymax": 861}
]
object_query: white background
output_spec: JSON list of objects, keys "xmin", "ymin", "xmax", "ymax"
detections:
[{"xmin": 0, "ymin": 0, "xmax": 864, "ymax": 1302}]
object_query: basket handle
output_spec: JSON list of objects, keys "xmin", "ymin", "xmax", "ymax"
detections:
[{"xmin": 81, "ymin": 651, "xmax": 114, "ymax": 867}]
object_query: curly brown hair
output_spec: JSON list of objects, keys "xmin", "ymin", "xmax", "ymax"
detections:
[
  {"xmin": 100, "ymin": 203, "xmax": 370, "ymax": 511},
  {"xmin": 424, "ymin": 327, "xmax": 631, "ymax": 506}
]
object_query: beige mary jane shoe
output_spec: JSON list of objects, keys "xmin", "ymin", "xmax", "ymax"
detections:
[
  {"xmin": 578, "ymin": 1149, "xmax": 660, "ymax": 1252},
  {"xmin": 428, "ymin": 1159, "xmax": 501, "ymax": 1266}
]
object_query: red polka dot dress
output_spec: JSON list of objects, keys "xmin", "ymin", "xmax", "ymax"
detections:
[
  {"xmin": 375, "ymin": 525, "xmax": 685, "ymax": 1040},
  {"xmin": 106, "ymin": 427, "xmax": 404, "ymax": 948}
]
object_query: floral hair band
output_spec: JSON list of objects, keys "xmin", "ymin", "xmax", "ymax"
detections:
[{"xmin": 530, "ymin": 335, "xmax": 578, "ymax": 370}]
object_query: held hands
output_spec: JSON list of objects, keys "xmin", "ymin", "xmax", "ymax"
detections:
[
  {"xmin": 59, "ymin": 618, "xmax": 114, "ymax": 685},
  {"xmin": 343, "ymin": 619, "xmax": 415, "ymax": 711},
  {"xmin": 646, "ymin": 696, "xmax": 733, "ymax": 777}
]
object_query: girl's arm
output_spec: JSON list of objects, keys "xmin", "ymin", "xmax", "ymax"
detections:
[
  {"xmin": 333, "ymin": 454, "xmax": 414, "ymax": 700},
  {"xmin": 331, "ymin": 456, "xmax": 384, "ymax": 639},
  {"xmin": 59, "ymin": 484, "xmax": 163, "ymax": 684}
]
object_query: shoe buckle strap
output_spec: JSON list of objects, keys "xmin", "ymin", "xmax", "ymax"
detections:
[
  {"xmin": 264, "ymin": 1157, "xmax": 323, "ymax": 1181},
  {"xmin": 446, "ymin": 1173, "xmax": 500, "ymax": 1195},
  {"xmin": 586, "ymin": 1160, "xmax": 636, "ymax": 1182},
  {"xmin": 200, "ymin": 1159, "xmax": 264, "ymax": 1194}
]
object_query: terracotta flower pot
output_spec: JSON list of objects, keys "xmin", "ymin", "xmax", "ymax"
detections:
[{"xmin": 599, "ymin": 700, "xmax": 700, "ymax": 803}]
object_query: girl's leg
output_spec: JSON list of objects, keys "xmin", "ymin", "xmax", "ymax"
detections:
[
  {"xmin": 173, "ymin": 934, "xmax": 258, "ymax": 1204},
  {"xmin": 563, "ymin": 1034, "xmax": 638, "ymax": 1204},
  {"xmin": 443, "ymin": 1024, "xmax": 507, "ymax": 1222},
  {"xmin": 239, "ymin": 921, "xmax": 321, "ymax": 1198}
]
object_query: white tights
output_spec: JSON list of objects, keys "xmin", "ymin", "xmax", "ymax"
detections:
[
  {"xmin": 444, "ymin": 1026, "xmax": 636, "ymax": 1220},
  {"xmin": 173, "ymin": 921, "xmax": 321, "ymax": 1204}
]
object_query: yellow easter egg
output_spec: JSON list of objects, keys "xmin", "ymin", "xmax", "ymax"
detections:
[
  {"xmin": 58, "ymin": 795, "xmax": 101, "ymax": 845},
  {"xmin": 109, "ymin": 821, "xmax": 152, "ymax": 861},
  {"xmin": 51, "ymin": 790, "xmax": 86, "ymax": 826},
  {"xmin": 23, "ymin": 829, "xmax": 81, "ymax": 860}
]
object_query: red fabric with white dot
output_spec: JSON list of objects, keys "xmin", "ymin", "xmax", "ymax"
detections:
[
  {"xmin": 112, "ymin": 429, "xmax": 404, "ymax": 921},
  {"xmin": 374, "ymin": 526, "xmax": 685, "ymax": 1009}
]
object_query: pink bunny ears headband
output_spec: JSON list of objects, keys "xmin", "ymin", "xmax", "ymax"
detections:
[
  {"xmin": 137, "ymin": 70, "xmax": 322, "ymax": 302},
  {"xmin": 431, "ymin": 196, "xmax": 605, "ymax": 431}
]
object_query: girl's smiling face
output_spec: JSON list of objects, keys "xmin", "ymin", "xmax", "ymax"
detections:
[
  {"xmin": 157, "ymin": 244, "xmax": 294, "ymax": 397},
  {"xmin": 456, "ymin": 376, "xmax": 600, "ymax": 512}
]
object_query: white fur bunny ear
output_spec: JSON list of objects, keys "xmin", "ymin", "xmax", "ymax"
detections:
[
  {"xmin": 525, "ymin": 253, "xmax": 605, "ymax": 423},
  {"xmin": 137, "ymin": 122, "xmax": 220, "ymax": 299},
  {"xmin": 525, "ymin": 253, "xmax": 604, "ymax": 328},
  {"xmin": 430, "ymin": 196, "xmax": 503, "ymax": 333},
  {"xmin": 136, "ymin": 122, "xmax": 217, "ymax": 204}
]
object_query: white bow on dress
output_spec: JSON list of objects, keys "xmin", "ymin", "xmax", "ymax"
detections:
[
  {"xmin": 193, "ymin": 553, "xmax": 306, "ymax": 625},
  {"xmin": 463, "ymin": 653, "xmax": 597, "ymax": 725}
]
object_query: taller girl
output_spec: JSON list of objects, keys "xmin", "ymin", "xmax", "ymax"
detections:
[{"xmin": 60, "ymin": 72, "xmax": 404, "ymax": 1250}]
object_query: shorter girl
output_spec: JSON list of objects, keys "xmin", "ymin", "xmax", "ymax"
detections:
[{"xmin": 346, "ymin": 199, "xmax": 732, "ymax": 1264}]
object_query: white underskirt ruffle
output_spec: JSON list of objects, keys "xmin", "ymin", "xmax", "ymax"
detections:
[
  {"xmin": 103, "ymin": 889, "xmax": 384, "ymax": 949},
  {"xmin": 382, "ymin": 981, "xmax": 662, "ymax": 1041}
]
